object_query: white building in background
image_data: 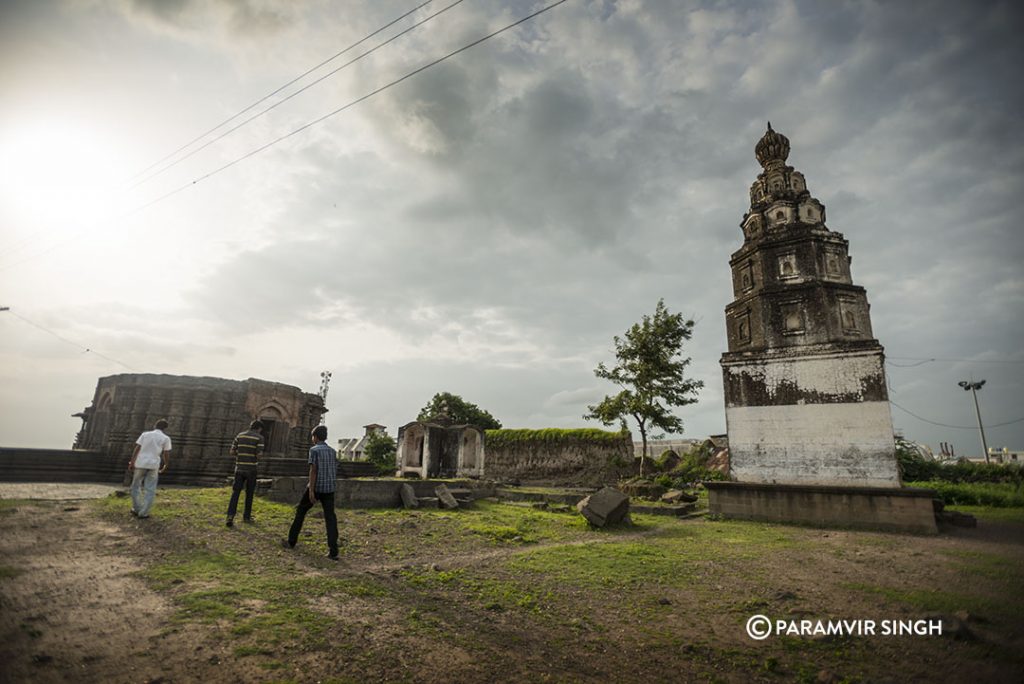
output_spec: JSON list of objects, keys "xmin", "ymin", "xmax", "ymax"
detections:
[
  {"xmin": 337, "ymin": 423, "xmax": 387, "ymax": 460},
  {"xmin": 987, "ymin": 447, "xmax": 1022, "ymax": 464}
]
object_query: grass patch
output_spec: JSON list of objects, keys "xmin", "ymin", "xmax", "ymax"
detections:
[
  {"xmin": 945, "ymin": 505, "xmax": 1024, "ymax": 523},
  {"xmin": 0, "ymin": 565, "xmax": 23, "ymax": 579},
  {"xmin": 485, "ymin": 428, "xmax": 627, "ymax": 447},
  {"xmin": 942, "ymin": 549, "xmax": 1024, "ymax": 582},
  {"xmin": 842, "ymin": 582, "xmax": 1003, "ymax": 616},
  {"xmin": 447, "ymin": 499, "xmax": 592, "ymax": 543},
  {"xmin": 401, "ymin": 566, "xmax": 551, "ymax": 614},
  {"xmin": 0, "ymin": 499, "xmax": 48, "ymax": 515}
]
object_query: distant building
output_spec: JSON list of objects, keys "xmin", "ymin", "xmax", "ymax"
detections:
[
  {"xmin": 987, "ymin": 447, "xmax": 1021, "ymax": 464},
  {"xmin": 337, "ymin": 423, "xmax": 387, "ymax": 460}
]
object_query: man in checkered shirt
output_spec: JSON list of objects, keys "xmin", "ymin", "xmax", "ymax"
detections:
[{"xmin": 282, "ymin": 424, "xmax": 339, "ymax": 560}]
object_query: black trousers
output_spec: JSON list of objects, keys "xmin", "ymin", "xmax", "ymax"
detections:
[
  {"xmin": 288, "ymin": 488, "xmax": 339, "ymax": 556},
  {"xmin": 226, "ymin": 468, "xmax": 257, "ymax": 519}
]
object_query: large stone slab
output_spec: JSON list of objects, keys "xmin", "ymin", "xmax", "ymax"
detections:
[
  {"xmin": 435, "ymin": 484, "xmax": 460, "ymax": 510},
  {"xmin": 400, "ymin": 483, "xmax": 420, "ymax": 509},
  {"xmin": 576, "ymin": 487, "xmax": 630, "ymax": 527}
]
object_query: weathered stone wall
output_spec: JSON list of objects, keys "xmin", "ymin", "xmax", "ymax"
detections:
[
  {"xmin": 483, "ymin": 430, "xmax": 634, "ymax": 485},
  {"xmin": 0, "ymin": 448, "xmax": 119, "ymax": 483},
  {"xmin": 723, "ymin": 349, "xmax": 899, "ymax": 487},
  {"xmin": 706, "ymin": 481, "xmax": 937, "ymax": 534}
]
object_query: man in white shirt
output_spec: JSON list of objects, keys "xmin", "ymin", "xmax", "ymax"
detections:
[{"xmin": 128, "ymin": 419, "xmax": 172, "ymax": 518}]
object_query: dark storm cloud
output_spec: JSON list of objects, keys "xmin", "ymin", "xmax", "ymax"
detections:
[{"xmin": 178, "ymin": 0, "xmax": 1024, "ymax": 445}]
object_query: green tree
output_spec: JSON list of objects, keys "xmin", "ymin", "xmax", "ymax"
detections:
[
  {"xmin": 585, "ymin": 299, "xmax": 703, "ymax": 476},
  {"xmin": 363, "ymin": 431, "xmax": 397, "ymax": 475},
  {"xmin": 417, "ymin": 392, "xmax": 502, "ymax": 430}
]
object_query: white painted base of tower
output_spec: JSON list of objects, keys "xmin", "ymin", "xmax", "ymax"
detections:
[{"xmin": 726, "ymin": 401, "xmax": 900, "ymax": 488}]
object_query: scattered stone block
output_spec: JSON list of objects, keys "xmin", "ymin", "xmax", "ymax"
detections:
[
  {"xmin": 417, "ymin": 497, "xmax": 440, "ymax": 509},
  {"xmin": 400, "ymin": 483, "xmax": 419, "ymax": 509},
  {"xmin": 576, "ymin": 487, "xmax": 630, "ymax": 527},
  {"xmin": 435, "ymin": 484, "xmax": 460, "ymax": 510},
  {"xmin": 621, "ymin": 480, "xmax": 666, "ymax": 500},
  {"xmin": 661, "ymin": 489, "xmax": 699, "ymax": 504}
]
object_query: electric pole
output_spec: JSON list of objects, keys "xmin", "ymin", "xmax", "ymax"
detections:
[
  {"xmin": 958, "ymin": 379, "xmax": 989, "ymax": 463},
  {"xmin": 318, "ymin": 371, "xmax": 332, "ymax": 425}
]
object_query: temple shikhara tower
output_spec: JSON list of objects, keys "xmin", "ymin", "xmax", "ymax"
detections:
[{"xmin": 720, "ymin": 123, "xmax": 900, "ymax": 488}]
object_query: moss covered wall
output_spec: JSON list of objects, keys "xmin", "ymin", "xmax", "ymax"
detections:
[{"xmin": 483, "ymin": 428, "xmax": 634, "ymax": 485}]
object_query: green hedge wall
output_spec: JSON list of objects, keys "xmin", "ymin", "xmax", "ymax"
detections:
[{"xmin": 484, "ymin": 428, "xmax": 628, "ymax": 449}]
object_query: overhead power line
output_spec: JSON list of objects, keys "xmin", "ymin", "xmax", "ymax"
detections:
[
  {"xmin": 889, "ymin": 399, "xmax": 1024, "ymax": 430},
  {"xmin": 887, "ymin": 356, "xmax": 1024, "ymax": 366},
  {"xmin": 0, "ymin": 0, "xmax": 571, "ymax": 274},
  {"xmin": 126, "ymin": 0, "xmax": 435, "ymax": 185},
  {"xmin": 177, "ymin": 0, "xmax": 571, "ymax": 193},
  {"xmin": 1, "ymin": 308, "xmax": 135, "ymax": 371},
  {"xmin": 130, "ymin": 0, "xmax": 468, "ymax": 189}
]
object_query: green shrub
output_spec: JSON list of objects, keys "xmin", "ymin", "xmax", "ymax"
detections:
[
  {"xmin": 896, "ymin": 441, "xmax": 941, "ymax": 482},
  {"xmin": 363, "ymin": 432, "xmax": 397, "ymax": 475},
  {"xmin": 898, "ymin": 444, "xmax": 1023, "ymax": 485},
  {"xmin": 907, "ymin": 481, "xmax": 1024, "ymax": 507},
  {"xmin": 484, "ymin": 428, "xmax": 627, "ymax": 448},
  {"xmin": 662, "ymin": 442, "xmax": 726, "ymax": 485}
]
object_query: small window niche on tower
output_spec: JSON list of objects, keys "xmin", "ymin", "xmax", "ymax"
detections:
[
  {"xmin": 839, "ymin": 299, "xmax": 860, "ymax": 335},
  {"xmin": 824, "ymin": 249, "xmax": 843, "ymax": 279},
  {"xmin": 778, "ymin": 252, "xmax": 798, "ymax": 280},
  {"xmin": 733, "ymin": 310, "xmax": 752, "ymax": 346},
  {"xmin": 739, "ymin": 261, "xmax": 755, "ymax": 292},
  {"xmin": 780, "ymin": 301, "xmax": 805, "ymax": 335}
]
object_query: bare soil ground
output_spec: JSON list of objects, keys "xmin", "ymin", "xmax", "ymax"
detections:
[{"xmin": 1, "ymin": 485, "xmax": 1023, "ymax": 684}]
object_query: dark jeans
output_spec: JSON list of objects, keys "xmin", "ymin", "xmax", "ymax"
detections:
[
  {"xmin": 226, "ymin": 468, "xmax": 257, "ymax": 520},
  {"xmin": 288, "ymin": 488, "xmax": 339, "ymax": 556}
]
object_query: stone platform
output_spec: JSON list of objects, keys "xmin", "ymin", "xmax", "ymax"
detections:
[{"xmin": 705, "ymin": 481, "xmax": 937, "ymax": 534}]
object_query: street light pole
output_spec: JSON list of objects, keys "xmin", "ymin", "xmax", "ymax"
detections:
[{"xmin": 958, "ymin": 380, "xmax": 989, "ymax": 464}]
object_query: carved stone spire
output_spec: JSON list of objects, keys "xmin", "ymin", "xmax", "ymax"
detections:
[{"xmin": 755, "ymin": 121, "xmax": 790, "ymax": 169}]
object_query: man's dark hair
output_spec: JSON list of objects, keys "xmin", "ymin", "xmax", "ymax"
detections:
[
  {"xmin": 155, "ymin": 419, "xmax": 169, "ymax": 430},
  {"xmin": 311, "ymin": 425, "xmax": 328, "ymax": 442},
  {"xmin": 250, "ymin": 420, "xmax": 264, "ymax": 430}
]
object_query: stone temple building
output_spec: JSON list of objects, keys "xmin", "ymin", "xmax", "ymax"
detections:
[
  {"xmin": 395, "ymin": 421, "xmax": 485, "ymax": 479},
  {"xmin": 719, "ymin": 123, "xmax": 900, "ymax": 488},
  {"xmin": 73, "ymin": 374, "xmax": 325, "ymax": 484}
]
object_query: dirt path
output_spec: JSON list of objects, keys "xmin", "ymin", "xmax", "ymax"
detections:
[{"xmin": 0, "ymin": 497, "xmax": 232, "ymax": 684}]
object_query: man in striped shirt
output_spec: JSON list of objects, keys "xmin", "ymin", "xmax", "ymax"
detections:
[
  {"xmin": 225, "ymin": 419, "xmax": 265, "ymax": 527},
  {"xmin": 282, "ymin": 424, "xmax": 339, "ymax": 560}
]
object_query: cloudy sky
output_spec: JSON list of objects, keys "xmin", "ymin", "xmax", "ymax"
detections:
[{"xmin": 1, "ymin": 0, "xmax": 1022, "ymax": 458}]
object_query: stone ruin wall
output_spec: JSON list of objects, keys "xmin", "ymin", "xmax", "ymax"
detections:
[{"xmin": 483, "ymin": 430, "xmax": 634, "ymax": 486}]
